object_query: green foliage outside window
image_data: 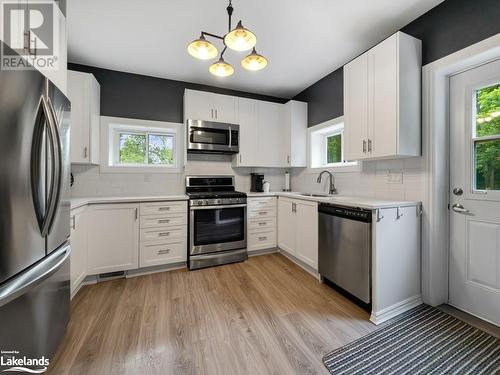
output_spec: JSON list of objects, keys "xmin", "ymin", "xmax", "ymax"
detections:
[
  {"xmin": 327, "ymin": 134, "xmax": 342, "ymax": 164},
  {"xmin": 475, "ymin": 84, "xmax": 500, "ymax": 190},
  {"xmin": 118, "ymin": 133, "xmax": 174, "ymax": 165}
]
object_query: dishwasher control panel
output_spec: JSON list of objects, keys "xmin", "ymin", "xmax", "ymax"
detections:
[{"xmin": 318, "ymin": 204, "xmax": 372, "ymax": 223}]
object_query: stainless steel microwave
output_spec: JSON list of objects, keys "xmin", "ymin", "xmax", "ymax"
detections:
[{"xmin": 187, "ymin": 119, "xmax": 239, "ymax": 154}]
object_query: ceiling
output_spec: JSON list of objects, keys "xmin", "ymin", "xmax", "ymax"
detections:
[{"xmin": 67, "ymin": 0, "xmax": 444, "ymax": 99}]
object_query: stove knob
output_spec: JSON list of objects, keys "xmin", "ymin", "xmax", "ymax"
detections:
[{"xmin": 197, "ymin": 200, "xmax": 204, "ymax": 206}]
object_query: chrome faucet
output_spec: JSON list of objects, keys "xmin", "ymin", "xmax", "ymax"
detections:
[{"xmin": 317, "ymin": 171, "xmax": 337, "ymax": 195}]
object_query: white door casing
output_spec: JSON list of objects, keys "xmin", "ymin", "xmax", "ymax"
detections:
[{"xmin": 449, "ymin": 58, "xmax": 500, "ymax": 326}]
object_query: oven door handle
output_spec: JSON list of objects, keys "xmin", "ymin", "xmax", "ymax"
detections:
[
  {"xmin": 190, "ymin": 204, "xmax": 247, "ymax": 210},
  {"xmin": 228, "ymin": 126, "xmax": 232, "ymax": 149}
]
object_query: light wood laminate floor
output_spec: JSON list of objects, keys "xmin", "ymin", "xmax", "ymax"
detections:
[{"xmin": 48, "ymin": 253, "xmax": 376, "ymax": 375}]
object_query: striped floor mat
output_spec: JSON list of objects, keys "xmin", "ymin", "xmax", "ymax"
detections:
[{"xmin": 323, "ymin": 305, "xmax": 500, "ymax": 374}]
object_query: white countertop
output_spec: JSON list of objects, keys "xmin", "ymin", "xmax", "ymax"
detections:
[
  {"xmin": 71, "ymin": 195, "xmax": 189, "ymax": 210},
  {"xmin": 247, "ymin": 191, "xmax": 420, "ymax": 210}
]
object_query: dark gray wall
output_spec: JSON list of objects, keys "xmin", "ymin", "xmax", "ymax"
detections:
[
  {"xmin": 68, "ymin": 63, "xmax": 287, "ymax": 123},
  {"xmin": 294, "ymin": 0, "xmax": 500, "ymax": 127}
]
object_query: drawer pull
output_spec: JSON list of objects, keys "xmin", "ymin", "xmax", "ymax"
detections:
[
  {"xmin": 258, "ymin": 236, "xmax": 267, "ymax": 241},
  {"xmin": 158, "ymin": 207, "xmax": 171, "ymax": 211},
  {"xmin": 258, "ymin": 212, "xmax": 267, "ymax": 215},
  {"xmin": 258, "ymin": 222, "xmax": 267, "ymax": 226},
  {"xmin": 158, "ymin": 219, "xmax": 170, "ymax": 223},
  {"xmin": 158, "ymin": 232, "xmax": 170, "ymax": 237},
  {"xmin": 157, "ymin": 249, "xmax": 170, "ymax": 255}
]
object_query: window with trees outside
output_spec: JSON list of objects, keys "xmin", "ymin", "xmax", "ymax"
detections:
[
  {"xmin": 308, "ymin": 117, "xmax": 358, "ymax": 171},
  {"xmin": 101, "ymin": 116, "xmax": 182, "ymax": 173},
  {"xmin": 473, "ymin": 83, "xmax": 499, "ymax": 191}
]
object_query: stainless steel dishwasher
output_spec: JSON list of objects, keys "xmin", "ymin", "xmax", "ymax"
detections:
[{"xmin": 318, "ymin": 203, "xmax": 372, "ymax": 303}]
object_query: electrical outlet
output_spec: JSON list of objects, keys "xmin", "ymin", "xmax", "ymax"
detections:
[{"xmin": 386, "ymin": 171, "xmax": 403, "ymax": 184}]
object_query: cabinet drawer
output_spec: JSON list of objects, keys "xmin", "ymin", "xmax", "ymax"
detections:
[
  {"xmin": 248, "ymin": 208, "xmax": 276, "ymax": 220},
  {"xmin": 140, "ymin": 240, "xmax": 186, "ymax": 267},
  {"xmin": 248, "ymin": 197, "xmax": 276, "ymax": 211},
  {"xmin": 140, "ymin": 214, "xmax": 186, "ymax": 228},
  {"xmin": 248, "ymin": 217, "xmax": 276, "ymax": 232},
  {"xmin": 140, "ymin": 201, "xmax": 187, "ymax": 216},
  {"xmin": 248, "ymin": 230, "xmax": 276, "ymax": 251},
  {"xmin": 140, "ymin": 226, "xmax": 185, "ymax": 242}
]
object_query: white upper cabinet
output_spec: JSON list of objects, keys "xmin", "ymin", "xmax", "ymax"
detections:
[
  {"xmin": 257, "ymin": 101, "xmax": 286, "ymax": 167},
  {"xmin": 283, "ymin": 100, "xmax": 307, "ymax": 167},
  {"xmin": 184, "ymin": 89, "xmax": 238, "ymax": 123},
  {"xmin": 344, "ymin": 32, "xmax": 421, "ymax": 161},
  {"xmin": 234, "ymin": 98, "xmax": 259, "ymax": 167},
  {"xmin": 68, "ymin": 70, "xmax": 100, "ymax": 164}
]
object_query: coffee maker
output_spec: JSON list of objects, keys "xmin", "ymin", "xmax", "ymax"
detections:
[{"xmin": 250, "ymin": 173, "xmax": 264, "ymax": 192}]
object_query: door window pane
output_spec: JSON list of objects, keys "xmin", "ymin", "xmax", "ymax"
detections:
[
  {"xmin": 474, "ymin": 139, "xmax": 500, "ymax": 191},
  {"xmin": 119, "ymin": 133, "xmax": 146, "ymax": 164},
  {"xmin": 475, "ymin": 83, "xmax": 500, "ymax": 137},
  {"xmin": 326, "ymin": 134, "xmax": 342, "ymax": 164},
  {"xmin": 148, "ymin": 134, "xmax": 174, "ymax": 165}
]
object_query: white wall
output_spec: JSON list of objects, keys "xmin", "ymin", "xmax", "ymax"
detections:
[
  {"xmin": 291, "ymin": 157, "xmax": 424, "ymax": 201},
  {"xmin": 71, "ymin": 154, "xmax": 287, "ymax": 197}
]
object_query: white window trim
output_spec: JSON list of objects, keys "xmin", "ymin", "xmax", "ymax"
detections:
[
  {"xmin": 307, "ymin": 116, "xmax": 361, "ymax": 173},
  {"xmin": 100, "ymin": 116, "xmax": 184, "ymax": 174}
]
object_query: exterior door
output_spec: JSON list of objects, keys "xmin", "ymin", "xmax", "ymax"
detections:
[{"xmin": 449, "ymin": 59, "xmax": 500, "ymax": 326}]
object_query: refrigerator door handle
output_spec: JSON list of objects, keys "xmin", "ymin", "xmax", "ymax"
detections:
[
  {"xmin": 42, "ymin": 97, "xmax": 62, "ymax": 236},
  {"xmin": 0, "ymin": 243, "xmax": 70, "ymax": 308}
]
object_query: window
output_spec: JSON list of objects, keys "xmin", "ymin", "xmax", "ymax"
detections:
[
  {"xmin": 308, "ymin": 117, "xmax": 359, "ymax": 171},
  {"xmin": 473, "ymin": 83, "xmax": 500, "ymax": 191},
  {"xmin": 101, "ymin": 116, "xmax": 183, "ymax": 173}
]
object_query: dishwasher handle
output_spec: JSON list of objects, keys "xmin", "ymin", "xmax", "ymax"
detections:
[{"xmin": 318, "ymin": 204, "xmax": 372, "ymax": 223}]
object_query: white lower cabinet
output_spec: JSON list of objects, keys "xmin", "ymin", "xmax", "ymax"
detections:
[
  {"xmin": 70, "ymin": 206, "xmax": 87, "ymax": 297},
  {"xmin": 277, "ymin": 197, "xmax": 318, "ymax": 270},
  {"xmin": 247, "ymin": 197, "xmax": 277, "ymax": 252},
  {"xmin": 139, "ymin": 201, "xmax": 187, "ymax": 267},
  {"xmin": 87, "ymin": 203, "xmax": 139, "ymax": 274}
]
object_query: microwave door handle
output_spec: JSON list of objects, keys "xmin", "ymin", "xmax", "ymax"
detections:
[{"xmin": 228, "ymin": 126, "xmax": 232, "ymax": 149}]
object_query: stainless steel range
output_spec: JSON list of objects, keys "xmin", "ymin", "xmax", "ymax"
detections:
[{"xmin": 186, "ymin": 176, "xmax": 247, "ymax": 270}]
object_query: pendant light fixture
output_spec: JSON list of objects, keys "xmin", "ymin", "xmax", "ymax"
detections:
[
  {"xmin": 187, "ymin": 0, "xmax": 267, "ymax": 77},
  {"xmin": 209, "ymin": 57, "xmax": 234, "ymax": 77},
  {"xmin": 241, "ymin": 48, "xmax": 268, "ymax": 71}
]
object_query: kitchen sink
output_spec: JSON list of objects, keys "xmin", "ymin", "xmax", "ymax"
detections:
[{"xmin": 298, "ymin": 193, "xmax": 332, "ymax": 197}]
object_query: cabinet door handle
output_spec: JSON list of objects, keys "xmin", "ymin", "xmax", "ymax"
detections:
[
  {"xmin": 287, "ymin": 155, "xmax": 290, "ymax": 164},
  {"xmin": 135, "ymin": 208, "xmax": 138, "ymax": 220},
  {"xmin": 158, "ymin": 207, "xmax": 171, "ymax": 211},
  {"xmin": 258, "ymin": 211, "xmax": 267, "ymax": 215},
  {"xmin": 211, "ymin": 109, "xmax": 214, "ymax": 119},
  {"xmin": 368, "ymin": 139, "xmax": 372, "ymax": 153},
  {"xmin": 158, "ymin": 232, "xmax": 170, "ymax": 237},
  {"xmin": 258, "ymin": 222, "xmax": 267, "ymax": 226},
  {"xmin": 158, "ymin": 219, "xmax": 170, "ymax": 224},
  {"xmin": 239, "ymin": 154, "xmax": 242, "ymax": 163},
  {"xmin": 72, "ymin": 215, "xmax": 76, "ymax": 230},
  {"xmin": 157, "ymin": 249, "xmax": 171, "ymax": 255},
  {"xmin": 84, "ymin": 146, "xmax": 88, "ymax": 158},
  {"xmin": 258, "ymin": 236, "xmax": 268, "ymax": 241},
  {"xmin": 363, "ymin": 140, "xmax": 367, "ymax": 154},
  {"xmin": 215, "ymin": 109, "xmax": 218, "ymax": 119}
]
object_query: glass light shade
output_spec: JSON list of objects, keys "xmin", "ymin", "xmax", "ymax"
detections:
[
  {"xmin": 241, "ymin": 48, "xmax": 268, "ymax": 71},
  {"xmin": 187, "ymin": 36, "xmax": 218, "ymax": 60},
  {"xmin": 224, "ymin": 21, "xmax": 256, "ymax": 52},
  {"xmin": 209, "ymin": 58, "xmax": 234, "ymax": 77}
]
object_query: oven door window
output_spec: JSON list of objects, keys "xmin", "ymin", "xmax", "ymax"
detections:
[
  {"xmin": 193, "ymin": 207, "xmax": 245, "ymax": 246},
  {"xmin": 190, "ymin": 127, "xmax": 228, "ymax": 145}
]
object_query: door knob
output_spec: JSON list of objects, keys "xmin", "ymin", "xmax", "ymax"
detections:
[
  {"xmin": 453, "ymin": 188, "xmax": 463, "ymax": 196},
  {"xmin": 451, "ymin": 204, "xmax": 469, "ymax": 213}
]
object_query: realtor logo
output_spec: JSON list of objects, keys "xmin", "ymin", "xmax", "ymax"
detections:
[{"xmin": 1, "ymin": 0, "xmax": 59, "ymax": 70}]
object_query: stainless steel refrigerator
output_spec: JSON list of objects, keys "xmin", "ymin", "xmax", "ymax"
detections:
[{"xmin": 0, "ymin": 41, "xmax": 71, "ymax": 370}]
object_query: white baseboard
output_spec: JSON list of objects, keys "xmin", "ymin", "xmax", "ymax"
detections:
[
  {"xmin": 126, "ymin": 262, "xmax": 187, "ymax": 278},
  {"xmin": 370, "ymin": 294, "xmax": 423, "ymax": 325},
  {"xmin": 277, "ymin": 248, "xmax": 320, "ymax": 280},
  {"xmin": 248, "ymin": 247, "xmax": 278, "ymax": 257}
]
